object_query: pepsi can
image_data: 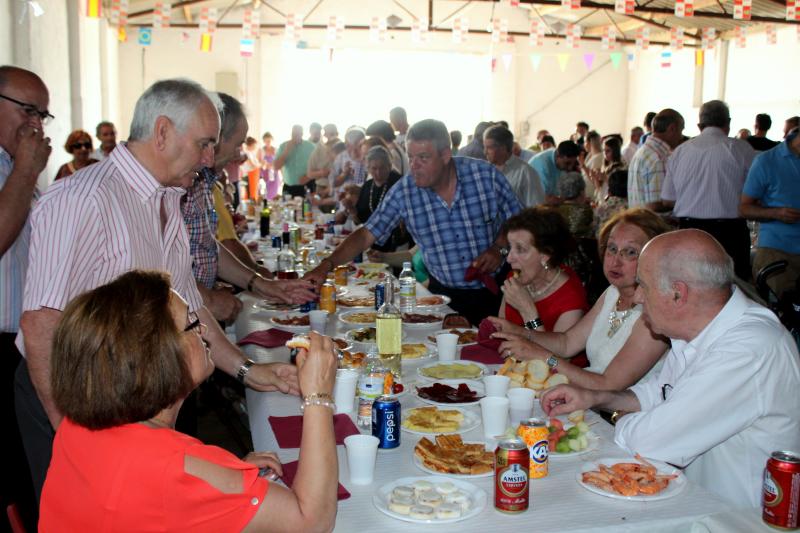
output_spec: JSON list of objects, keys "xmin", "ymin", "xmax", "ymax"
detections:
[
  {"xmin": 372, "ymin": 395, "xmax": 400, "ymax": 449},
  {"xmin": 299, "ymin": 300, "xmax": 317, "ymax": 313},
  {"xmin": 374, "ymin": 282, "xmax": 386, "ymax": 310}
]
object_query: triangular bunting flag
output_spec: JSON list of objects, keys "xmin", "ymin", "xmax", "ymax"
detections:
[
  {"xmin": 530, "ymin": 54, "xmax": 543, "ymax": 71},
  {"xmin": 200, "ymin": 33, "xmax": 212, "ymax": 52},
  {"xmin": 610, "ymin": 52, "xmax": 623, "ymax": 69},
  {"xmin": 627, "ymin": 52, "xmax": 637, "ymax": 71},
  {"xmin": 661, "ymin": 51, "xmax": 672, "ymax": 68},
  {"xmin": 240, "ymin": 38, "xmax": 255, "ymax": 57},
  {"xmin": 501, "ymin": 54, "xmax": 513, "ymax": 72},
  {"xmin": 557, "ymin": 53, "xmax": 571, "ymax": 71},
  {"xmin": 583, "ymin": 53, "xmax": 595, "ymax": 70},
  {"xmin": 138, "ymin": 27, "xmax": 152, "ymax": 46}
]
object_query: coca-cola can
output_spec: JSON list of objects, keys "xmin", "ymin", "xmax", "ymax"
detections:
[
  {"xmin": 763, "ymin": 451, "xmax": 800, "ymax": 530},
  {"xmin": 495, "ymin": 438, "xmax": 529, "ymax": 513}
]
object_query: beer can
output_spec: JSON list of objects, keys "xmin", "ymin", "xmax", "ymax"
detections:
[
  {"xmin": 763, "ymin": 451, "xmax": 800, "ymax": 530},
  {"xmin": 517, "ymin": 418, "xmax": 549, "ymax": 479},
  {"xmin": 334, "ymin": 265, "xmax": 348, "ymax": 286},
  {"xmin": 495, "ymin": 438, "xmax": 529, "ymax": 513},
  {"xmin": 372, "ymin": 395, "xmax": 400, "ymax": 449},
  {"xmin": 374, "ymin": 282, "xmax": 386, "ymax": 310},
  {"xmin": 271, "ymin": 235, "xmax": 282, "ymax": 249},
  {"xmin": 319, "ymin": 281, "xmax": 336, "ymax": 314}
]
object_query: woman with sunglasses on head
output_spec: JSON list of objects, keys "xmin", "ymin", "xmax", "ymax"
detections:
[
  {"xmin": 40, "ymin": 270, "xmax": 338, "ymax": 532},
  {"xmin": 54, "ymin": 129, "xmax": 99, "ymax": 180},
  {"xmin": 492, "ymin": 208, "xmax": 672, "ymax": 391}
]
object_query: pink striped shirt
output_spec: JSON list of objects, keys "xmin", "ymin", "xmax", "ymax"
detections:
[
  {"xmin": 662, "ymin": 127, "xmax": 756, "ymax": 218},
  {"xmin": 22, "ymin": 143, "xmax": 202, "ymax": 324}
]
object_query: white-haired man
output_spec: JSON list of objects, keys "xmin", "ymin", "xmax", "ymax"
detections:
[
  {"xmin": 18, "ymin": 79, "xmax": 300, "ymax": 499},
  {"xmin": 541, "ymin": 229, "xmax": 800, "ymax": 508}
]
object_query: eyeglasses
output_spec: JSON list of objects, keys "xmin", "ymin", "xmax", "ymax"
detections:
[
  {"xmin": 70, "ymin": 142, "xmax": 92, "ymax": 150},
  {"xmin": 183, "ymin": 313, "xmax": 207, "ymax": 336},
  {"xmin": 605, "ymin": 244, "xmax": 640, "ymax": 262},
  {"xmin": 0, "ymin": 93, "xmax": 54, "ymax": 125}
]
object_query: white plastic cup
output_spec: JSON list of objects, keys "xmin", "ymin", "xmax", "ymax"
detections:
[
  {"xmin": 483, "ymin": 374, "xmax": 511, "ymax": 398},
  {"xmin": 333, "ymin": 369, "xmax": 359, "ymax": 414},
  {"xmin": 479, "ymin": 397, "xmax": 510, "ymax": 440},
  {"xmin": 436, "ymin": 333, "xmax": 459, "ymax": 361},
  {"xmin": 507, "ymin": 388, "xmax": 536, "ymax": 426},
  {"xmin": 309, "ymin": 310, "xmax": 329, "ymax": 333},
  {"xmin": 313, "ymin": 239, "xmax": 326, "ymax": 252},
  {"xmin": 344, "ymin": 434, "xmax": 380, "ymax": 485}
]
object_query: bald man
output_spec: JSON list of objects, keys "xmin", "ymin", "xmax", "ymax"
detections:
[{"xmin": 541, "ymin": 229, "xmax": 800, "ymax": 508}]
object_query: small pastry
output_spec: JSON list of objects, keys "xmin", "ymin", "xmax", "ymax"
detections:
[
  {"xmin": 408, "ymin": 504, "xmax": 436, "ymax": 520},
  {"xmin": 388, "ymin": 495, "xmax": 414, "ymax": 515},
  {"xmin": 417, "ymin": 490, "xmax": 443, "ymax": 508},
  {"xmin": 435, "ymin": 503, "xmax": 462, "ymax": 519}
]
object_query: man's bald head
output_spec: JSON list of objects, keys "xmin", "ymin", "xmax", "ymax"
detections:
[{"xmin": 0, "ymin": 66, "xmax": 50, "ymax": 157}]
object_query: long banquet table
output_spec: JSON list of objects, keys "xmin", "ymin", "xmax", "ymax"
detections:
[{"xmin": 232, "ymin": 285, "xmax": 771, "ymax": 533}]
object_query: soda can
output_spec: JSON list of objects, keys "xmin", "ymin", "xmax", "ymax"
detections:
[
  {"xmin": 334, "ymin": 265, "xmax": 348, "ymax": 286},
  {"xmin": 315, "ymin": 225, "xmax": 325, "ymax": 240},
  {"xmin": 372, "ymin": 395, "xmax": 400, "ymax": 449},
  {"xmin": 271, "ymin": 236, "xmax": 282, "ymax": 249},
  {"xmin": 374, "ymin": 282, "xmax": 386, "ymax": 310},
  {"xmin": 353, "ymin": 252, "xmax": 363, "ymax": 264},
  {"xmin": 495, "ymin": 438, "xmax": 529, "ymax": 513},
  {"xmin": 517, "ymin": 418, "xmax": 549, "ymax": 479},
  {"xmin": 299, "ymin": 300, "xmax": 317, "ymax": 313},
  {"xmin": 319, "ymin": 281, "xmax": 336, "ymax": 314},
  {"xmin": 763, "ymin": 451, "xmax": 800, "ymax": 529}
]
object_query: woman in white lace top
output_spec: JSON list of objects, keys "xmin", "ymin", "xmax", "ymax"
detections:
[{"xmin": 492, "ymin": 208, "xmax": 672, "ymax": 391}]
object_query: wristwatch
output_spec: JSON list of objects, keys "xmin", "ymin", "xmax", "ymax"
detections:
[
  {"xmin": 524, "ymin": 318, "xmax": 544, "ymax": 331},
  {"xmin": 546, "ymin": 355, "xmax": 559, "ymax": 370},
  {"xmin": 237, "ymin": 359, "xmax": 256, "ymax": 384}
]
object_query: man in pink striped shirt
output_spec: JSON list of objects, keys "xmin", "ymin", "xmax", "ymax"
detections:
[{"xmin": 17, "ymin": 79, "xmax": 301, "ymax": 501}]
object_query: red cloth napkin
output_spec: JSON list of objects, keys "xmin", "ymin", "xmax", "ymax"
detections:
[
  {"xmin": 464, "ymin": 266, "xmax": 499, "ymax": 295},
  {"xmin": 237, "ymin": 328, "xmax": 294, "ymax": 349},
  {"xmin": 461, "ymin": 344, "xmax": 504, "ymax": 365},
  {"xmin": 278, "ymin": 460, "xmax": 351, "ymax": 500},
  {"xmin": 268, "ymin": 414, "xmax": 360, "ymax": 448}
]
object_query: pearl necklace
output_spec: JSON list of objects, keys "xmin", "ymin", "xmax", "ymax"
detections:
[
  {"xmin": 368, "ymin": 179, "xmax": 388, "ymax": 212},
  {"xmin": 526, "ymin": 268, "xmax": 562, "ymax": 299},
  {"xmin": 608, "ymin": 297, "xmax": 635, "ymax": 338}
]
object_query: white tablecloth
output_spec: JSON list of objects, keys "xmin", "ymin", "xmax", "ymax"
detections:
[{"xmin": 234, "ymin": 289, "xmax": 766, "ymax": 533}]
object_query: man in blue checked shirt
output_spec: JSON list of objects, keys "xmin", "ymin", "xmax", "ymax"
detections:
[{"xmin": 306, "ymin": 119, "xmax": 522, "ymax": 325}]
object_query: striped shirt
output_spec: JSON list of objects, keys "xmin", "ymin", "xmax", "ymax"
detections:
[
  {"xmin": 365, "ymin": 157, "xmax": 522, "ymax": 288},
  {"xmin": 627, "ymin": 135, "xmax": 671, "ymax": 208},
  {"xmin": 22, "ymin": 143, "xmax": 203, "ymax": 325},
  {"xmin": 182, "ymin": 168, "xmax": 219, "ymax": 289},
  {"xmin": 662, "ymin": 127, "xmax": 756, "ymax": 218},
  {"xmin": 328, "ymin": 151, "xmax": 367, "ymax": 194},
  {"xmin": 0, "ymin": 147, "xmax": 39, "ymax": 332}
]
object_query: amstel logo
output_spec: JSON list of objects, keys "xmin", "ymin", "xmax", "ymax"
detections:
[
  {"xmin": 763, "ymin": 470, "xmax": 783, "ymax": 507},
  {"xmin": 499, "ymin": 463, "xmax": 528, "ymax": 497},
  {"xmin": 531, "ymin": 440, "xmax": 548, "ymax": 464}
]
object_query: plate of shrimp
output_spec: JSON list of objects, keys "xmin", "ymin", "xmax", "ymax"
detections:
[{"xmin": 577, "ymin": 454, "xmax": 686, "ymax": 501}]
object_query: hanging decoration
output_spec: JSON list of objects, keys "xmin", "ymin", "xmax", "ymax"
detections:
[
  {"xmin": 529, "ymin": 20, "xmax": 545, "ymax": 46},
  {"xmin": 635, "ymin": 27, "xmax": 649, "ymax": 49},
  {"xmin": 284, "ymin": 12, "xmax": 299, "ymax": 42},
  {"xmin": 670, "ymin": 27, "xmax": 684, "ymax": 50},
  {"xmin": 615, "ymin": 0, "xmax": 635, "ymax": 15},
  {"xmin": 138, "ymin": 27, "xmax": 152, "ymax": 46},
  {"xmin": 199, "ymin": 7, "xmax": 217, "ymax": 52},
  {"xmin": 733, "ymin": 0, "xmax": 752, "ymax": 21},
  {"xmin": 501, "ymin": 53, "xmax": 513, "ymax": 71},
  {"xmin": 327, "ymin": 16, "xmax": 344, "ymax": 41},
  {"xmin": 509, "ymin": 0, "xmax": 520, "ymax": 6},
  {"xmin": 240, "ymin": 38, "xmax": 255, "ymax": 57},
  {"xmin": 412, "ymin": 18, "xmax": 429, "ymax": 43},
  {"xmin": 765, "ymin": 24, "xmax": 777, "ymax": 45},
  {"xmin": 562, "ymin": 0, "xmax": 581, "ymax": 9},
  {"xmin": 491, "ymin": 18, "xmax": 509, "ymax": 43},
  {"xmin": 627, "ymin": 52, "xmax": 637, "ymax": 70},
  {"xmin": 788, "ymin": 0, "xmax": 800, "ymax": 21},
  {"xmin": 660, "ymin": 51, "xmax": 672, "ymax": 68},
  {"xmin": 200, "ymin": 33, "xmax": 212, "ymax": 52},
  {"xmin": 735, "ymin": 26, "xmax": 747, "ymax": 48},
  {"xmin": 243, "ymin": 8, "xmax": 260, "ymax": 41},
  {"xmin": 674, "ymin": 0, "xmax": 693, "ymax": 17},
  {"xmin": 557, "ymin": 53, "xmax": 571, "ymax": 71},
  {"xmin": 86, "ymin": 0, "xmax": 101, "ymax": 18},
  {"xmin": 583, "ymin": 53, "xmax": 595, "ymax": 69},
  {"xmin": 701, "ymin": 27, "xmax": 715, "ymax": 50},
  {"xmin": 601, "ymin": 27, "xmax": 616, "ymax": 50},
  {"xmin": 566, "ymin": 24, "xmax": 581, "ymax": 48},
  {"xmin": 452, "ymin": 16, "xmax": 468, "ymax": 43},
  {"xmin": 609, "ymin": 52, "xmax": 623, "ymax": 69},
  {"xmin": 529, "ymin": 54, "xmax": 543, "ymax": 71},
  {"xmin": 153, "ymin": 2, "xmax": 170, "ymax": 29},
  {"xmin": 369, "ymin": 16, "xmax": 387, "ymax": 42},
  {"xmin": 110, "ymin": 0, "xmax": 128, "ymax": 27},
  {"xmin": 695, "ymin": 50, "xmax": 704, "ymax": 66}
]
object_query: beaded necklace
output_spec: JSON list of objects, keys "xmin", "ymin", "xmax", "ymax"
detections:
[{"xmin": 368, "ymin": 180, "xmax": 388, "ymax": 212}]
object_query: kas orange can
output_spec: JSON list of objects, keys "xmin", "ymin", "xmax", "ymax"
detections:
[{"xmin": 517, "ymin": 418, "xmax": 549, "ymax": 479}]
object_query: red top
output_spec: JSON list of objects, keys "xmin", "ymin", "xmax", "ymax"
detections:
[
  {"xmin": 504, "ymin": 266, "xmax": 589, "ymax": 330},
  {"xmin": 40, "ymin": 418, "xmax": 268, "ymax": 533}
]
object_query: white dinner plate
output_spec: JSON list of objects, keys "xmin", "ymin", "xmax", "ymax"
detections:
[
  {"xmin": 336, "ymin": 295, "xmax": 378, "ymax": 309},
  {"xmin": 338, "ymin": 310, "xmax": 378, "ymax": 327},
  {"xmin": 401, "ymin": 406, "xmax": 481, "ymax": 436},
  {"xmin": 577, "ymin": 456, "xmax": 687, "ymax": 501},
  {"xmin": 269, "ymin": 313, "xmax": 310, "ymax": 332},
  {"xmin": 344, "ymin": 327, "xmax": 408, "ymax": 349},
  {"xmin": 401, "ymin": 344, "xmax": 436, "ymax": 365},
  {"xmin": 412, "ymin": 442, "xmax": 494, "ymax": 479},
  {"xmin": 414, "ymin": 379, "xmax": 485, "ymax": 407},
  {"xmin": 373, "ymin": 476, "xmax": 487, "ymax": 524},
  {"xmin": 424, "ymin": 328, "xmax": 479, "ymax": 347},
  {"xmin": 253, "ymin": 300, "xmax": 300, "ymax": 312},
  {"xmin": 549, "ymin": 432, "xmax": 600, "ymax": 459},
  {"xmin": 417, "ymin": 361, "xmax": 489, "ymax": 382},
  {"xmin": 402, "ymin": 312, "xmax": 445, "ymax": 329},
  {"xmin": 414, "ymin": 294, "xmax": 452, "ymax": 309}
]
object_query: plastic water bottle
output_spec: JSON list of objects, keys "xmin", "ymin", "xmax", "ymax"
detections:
[
  {"xmin": 398, "ymin": 261, "xmax": 416, "ymax": 312},
  {"xmin": 357, "ymin": 347, "xmax": 392, "ymax": 428}
]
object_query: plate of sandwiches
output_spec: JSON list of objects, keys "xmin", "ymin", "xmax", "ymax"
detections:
[
  {"xmin": 401, "ymin": 406, "xmax": 480, "ymax": 436},
  {"xmin": 413, "ymin": 435, "xmax": 494, "ymax": 479},
  {"xmin": 338, "ymin": 311, "xmax": 378, "ymax": 326},
  {"xmin": 417, "ymin": 361, "xmax": 489, "ymax": 382},
  {"xmin": 372, "ymin": 476, "xmax": 487, "ymax": 524}
]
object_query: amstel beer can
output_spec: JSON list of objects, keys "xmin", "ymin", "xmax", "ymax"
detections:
[
  {"xmin": 517, "ymin": 418, "xmax": 549, "ymax": 478},
  {"xmin": 495, "ymin": 438, "xmax": 529, "ymax": 513},
  {"xmin": 763, "ymin": 451, "xmax": 800, "ymax": 530},
  {"xmin": 372, "ymin": 395, "xmax": 400, "ymax": 449}
]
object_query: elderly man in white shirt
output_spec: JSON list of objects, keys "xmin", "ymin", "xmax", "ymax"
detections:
[
  {"xmin": 483, "ymin": 124, "xmax": 545, "ymax": 207},
  {"xmin": 541, "ymin": 229, "xmax": 800, "ymax": 508}
]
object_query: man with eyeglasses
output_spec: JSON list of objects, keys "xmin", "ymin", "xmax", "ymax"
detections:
[
  {"xmin": 541, "ymin": 229, "xmax": 800, "ymax": 508},
  {"xmin": 0, "ymin": 65, "xmax": 52, "ymax": 530}
]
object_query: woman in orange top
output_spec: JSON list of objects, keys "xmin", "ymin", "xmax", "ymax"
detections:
[{"xmin": 40, "ymin": 271, "xmax": 338, "ymax": 532}]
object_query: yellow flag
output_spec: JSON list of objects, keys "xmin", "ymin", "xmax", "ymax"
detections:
[
  {"xmin": 86, "ymin": 0, "xmax": 101, "ymax": 18},
  {"xmin": 200, "ymin": 33, "xmax": 213, "ymax": 52}
]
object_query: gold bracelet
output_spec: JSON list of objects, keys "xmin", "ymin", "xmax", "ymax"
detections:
[{"xmin": 300, "ymin": 393, "xmax": 336, "ymax": 413}]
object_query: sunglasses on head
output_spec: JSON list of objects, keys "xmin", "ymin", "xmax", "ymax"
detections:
[{"xmin": 70, "ymin": 141, "xmax": 92, "ymax": 150}]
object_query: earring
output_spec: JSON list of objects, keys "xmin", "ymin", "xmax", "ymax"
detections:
[{"xmin": 541, "ymin": 260, "xmax": 550, "ymax": 270}]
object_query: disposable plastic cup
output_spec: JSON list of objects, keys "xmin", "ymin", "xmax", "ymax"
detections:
[
  {"xmin": 436, "ymin": 333, "xmax": 459, "ymax": 361},
  {"xmin": 344, "ymin": 435, "xmax": 380, "ymax": 485},
  {"xmin": 309, "ymin": 310, "xmax": 329, "ymax": 333},
  {"xmin": 332, "ymin": 368, "xmax": 359, "ymax": 414},
  {"xmin": 507, "ymin": 388, "xmax": 536, "ymax": 426},
  {"xmin": 483, "ymin": 374, "xmax": 511, "ymax": 397},
  {"xmin": 479, "ymin": 397, "xmax": 510, "ymax": 440}
]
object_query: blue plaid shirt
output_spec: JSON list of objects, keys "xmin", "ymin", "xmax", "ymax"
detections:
[
  {"xmin": 182, "ymin": 168, "xmax": 219, "ymax": 288},
  {"xmin": 365, "ymin": 157, "xmax": 521, "ymax": 288}
]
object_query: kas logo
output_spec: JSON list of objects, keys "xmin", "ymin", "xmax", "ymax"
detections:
[{"xmin": 531, "ymin": 440, "xmax": 548, "ymax": 464}]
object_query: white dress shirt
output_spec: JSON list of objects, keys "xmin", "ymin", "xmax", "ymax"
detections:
[
  {"xmin": 499, "ymin": 155, "xmax": 545, "ymax": 207},
  {"xmin": 661, "ymin": 127, "xmax": 756, "ymax": 218},
  {"xmin": 615, "ymin": 287, "xmax": 800, "ymax": 508},
  {"xmin": 622, "ymin": 141, "xmax": 639, "ymax": 165}
]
